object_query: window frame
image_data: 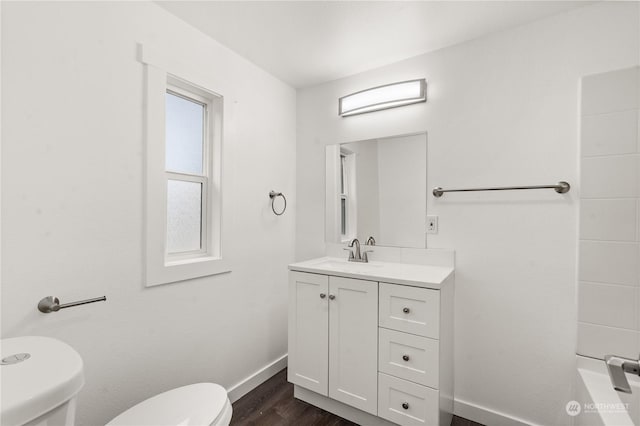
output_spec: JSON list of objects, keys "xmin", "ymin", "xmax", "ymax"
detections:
[
  {"xmin": 164, "ymin": 83, "xmax": 210, "ymax": 261},
  {"xmin": 339, "ymin": 152, "xmax": 348, "ymax": 239},
  {"xmin": 140, "ymin": 43, "xmax": 230, "ymax": 287},
  {"xmin": 339, "ymin": 148, "xmax": 356, "ymax": 243}
]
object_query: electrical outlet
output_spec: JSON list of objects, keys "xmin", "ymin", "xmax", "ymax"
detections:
[{"xmin": 426, "ymin": 215, "xmax": 438, "ymax": 234}]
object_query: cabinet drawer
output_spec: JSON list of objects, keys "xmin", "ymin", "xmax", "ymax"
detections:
[
  {"xmin": 379, "ymin": 328, "xmax": 439, "ymax": 388},
  {"xmin": 378, "ymin": 373, "xmax": 439, "ymax": 426},
  {"xmin": 379, "ymin": 283, "xmax": 440, "ymax": 338}
]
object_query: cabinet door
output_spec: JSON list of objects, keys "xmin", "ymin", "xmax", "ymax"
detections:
[
  {"xmin": 288, "ymin": 272, "xmax": 329, "ymax": 395},
  {"xmin": 328, "ymin": 276, "xmax": 378, "ymax": 415}
]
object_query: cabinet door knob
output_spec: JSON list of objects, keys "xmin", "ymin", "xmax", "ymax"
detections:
[
  {"xmin": 320, "ymin": 293, "xmax": 326, "ymax": 299},
  {"xmin": 403, "ymin": 307, "xmax": 410, "ymax": 314},
  {"xmin": 402, "ymin": 355, "xmax": 410, "ymax": 361},
  {"xmin": 402, "ymin": 402, "xmax": 409, "ymax": 410},
  {"xmin": 328, "ymin": 294, "xmax": 336, "ymax": 300}
]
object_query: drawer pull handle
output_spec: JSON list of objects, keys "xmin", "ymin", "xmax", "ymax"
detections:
[
  {"xmin": 320, "ymin": 293, "xmax": 326, "ymax": 299},
  {"xmin": 402, "ymin": 402, "xmax": 409, "ymax": 410},
  {"xmin": 329, "ymin": 294, "xmax": 336, "ymax": 300},
  {"xmin": 402, "ymin": 307, "xmax": 410, "ymax": 314},
  {"xmin": 402, "ymin": 355, "xmax": 410, "ymax": 361}
]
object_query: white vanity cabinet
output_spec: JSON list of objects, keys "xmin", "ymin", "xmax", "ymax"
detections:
[
  {"xmin": 288, "ymin": 257, "xmax": 454, "ymax": 426},
  {"xmin": 288, "ymin": 272, "xmax": 378, "ymax": 414}
]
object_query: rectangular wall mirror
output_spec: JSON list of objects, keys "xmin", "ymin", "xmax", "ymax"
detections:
[{"xmin": 325, "ymin": 133, "xmax": 427, "ymax": 248}]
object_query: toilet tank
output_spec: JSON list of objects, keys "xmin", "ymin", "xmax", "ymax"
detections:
[{"xmin": 1, "ymin": 336, "xmax": 85, "ymax": 426}]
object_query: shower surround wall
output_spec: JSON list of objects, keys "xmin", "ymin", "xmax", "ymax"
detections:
[
  {"xmin": 1, "ymin": 2, "xmax": 295, "ymax": 425},
  {"xmin": 578, "ymin": 67, "xmax": 640, "ymax": 359},
  {"xmin": 296, "ymin": 2, "xmax": 639, "ymax": 426}
]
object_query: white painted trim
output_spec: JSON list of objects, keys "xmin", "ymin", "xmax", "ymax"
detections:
[
  {"xmin": 325, "ymin": 145, "xmax": 341, "ymax": 243},
  {"xmin": 139, "ymin": 42, "xmax": 231, "ymax": 287},
  {"xmin": 454, "ymin": 398, "xmax": 540, "ymax": 426},
  {"xmin": 137, "ymin": 43, "xmax": 216, "ymax": 94},
  {"xmin": 227, "ymin": 354, "xmax": 288, "ymax": 403}
]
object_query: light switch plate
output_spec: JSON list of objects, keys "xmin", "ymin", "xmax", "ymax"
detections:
[{"xmin": 426, "ymin": 215, "xmax": 438, "ymax": 234}]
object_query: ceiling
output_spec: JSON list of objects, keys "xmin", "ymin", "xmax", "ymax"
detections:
[{"xmin": 157, "ymin": 1, "xmax": 591, "ymax": 88}]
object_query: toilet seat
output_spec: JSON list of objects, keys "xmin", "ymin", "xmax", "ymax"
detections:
[
  {"xmin": 106, "ymin": 383, "xmax": 231, "ymax": 426},
  {"xmin": 215, "ymin": 398, "xmax": 233, "ymax": 426}
]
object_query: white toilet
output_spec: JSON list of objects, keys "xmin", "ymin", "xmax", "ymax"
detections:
[
  {"xmin": 1, "ymin": 336, "xmax": 232, "ymax": 426},
  {"xmin": 1, "ymin": 336, "xmax": 84, "ymax": 426},
  {"xmin": 106, "ymin": 383, "xmax": 232, "ymax": 426}
]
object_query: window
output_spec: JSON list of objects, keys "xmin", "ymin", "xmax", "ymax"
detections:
[
  {"xmin": 165, "ymin": 85, "xmax": 211, "ymax": 259},
  {"xmin": 339, "ymin": 153, "xmax": 348, "ymax": 238},
  {"xmin": 339, "ymin": 148, "xmax": 356, "ymax": 242},
  {"xmin": 140, "ymin": 44, "xmax": 229, "ymax": 287}
]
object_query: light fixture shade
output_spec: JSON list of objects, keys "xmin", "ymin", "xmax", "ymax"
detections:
[{"xmin": 338, "ymin": 79, "xmax": 426, "ymax": 117}]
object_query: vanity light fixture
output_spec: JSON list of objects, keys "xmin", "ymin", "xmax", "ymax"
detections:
[{"xmin": 338, "ymin": 78, "xmax": 426, "ymax": 117}]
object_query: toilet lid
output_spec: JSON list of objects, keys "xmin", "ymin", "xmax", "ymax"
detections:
[
  {"xmin": 107, "ymin": 383, "xmax": 228, "ymax": 426},
  {"xmin": 1, "ymin": 336, "xmax": 84, "ymax": 426}
]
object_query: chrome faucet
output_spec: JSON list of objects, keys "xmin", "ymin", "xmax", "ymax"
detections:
[
  {"xmin": 344, "ymin": 238, "xmax": 373, "ymax": 263},
  {"xmin": 605, "ymin": 354, "xmax": 640, "ymax": 393}
]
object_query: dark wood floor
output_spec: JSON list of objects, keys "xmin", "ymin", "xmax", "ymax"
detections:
[{"xmin": 231, "ymin": 368, "xmax": 483, "ymax": 426}]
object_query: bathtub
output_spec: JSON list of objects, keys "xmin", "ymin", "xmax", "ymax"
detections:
[{"xmin": 575, "ymin": 356, "xmax": 639, "ymax": 426}]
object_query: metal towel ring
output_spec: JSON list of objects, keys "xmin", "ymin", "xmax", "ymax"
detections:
[{"xmin": 269, "ymin": 190, "xmax": 287, "ymax": 216}]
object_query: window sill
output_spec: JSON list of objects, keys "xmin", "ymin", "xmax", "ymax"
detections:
[
  {"xmin": 146, "ymin": 257, "xmax": 231, "ymax": 287},
  {"xmin": 165, "ymin": 255, "xmax": 221, "ymax": 267}
]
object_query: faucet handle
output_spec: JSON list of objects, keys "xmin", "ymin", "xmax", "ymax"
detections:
[
  {"xmin": 343, "ymin": 248, "xmax": 355, "ymax": 260},
  {"xmin": 605, "ymin": 355, "xmax": 634, "ymax": 393},
  {"xmin": 366, "ymin": 236, "xmax": 376, "ymax": 246},
  {"xmin": 362, "ymin": 250, "xmax": 373, "ymax": 262}
]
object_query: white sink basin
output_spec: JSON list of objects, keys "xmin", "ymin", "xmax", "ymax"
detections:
[
  {"xmin": 308, "ymin": 258, "xmax": 383, "ymax": 273},
  {"xmin": 289, "ymin": 257, "xmax": 454, "ymax": 289}
]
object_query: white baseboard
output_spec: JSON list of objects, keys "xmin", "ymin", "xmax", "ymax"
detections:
[
  {"xmin": 455, "ymin": 398, "xmax": 540, "ymax": 426},
  {"xmin": 226, "ymin": 354, "xmax": 288, "ymax": 403},
  {"xmin": 225, "ymin": 356, "xmax": 540, "ymax": 426}
]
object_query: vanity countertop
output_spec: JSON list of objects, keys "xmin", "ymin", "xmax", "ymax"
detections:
[{"xmin": 289, "ymin": 257, "xmax": 454, "ymax": 289}]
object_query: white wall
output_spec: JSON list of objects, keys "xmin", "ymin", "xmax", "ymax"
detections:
[
  {"xmin": 577, "ymin": 67, "xmax": 640, "ymax": 360},
  {"xmin": 1, "ymin": 2, "xmax": 295, "ymax": 425},
  {"xmin": 296, "ymin": 2, "xmax": 639, "ymax": 425}
]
